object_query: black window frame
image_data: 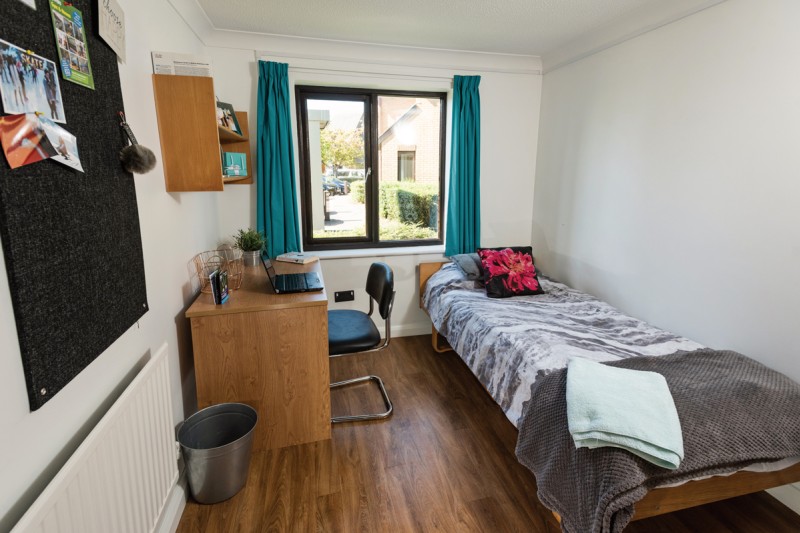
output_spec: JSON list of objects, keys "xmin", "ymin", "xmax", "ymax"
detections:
[{"xmin": 295, "ymin": 86, "xmax": 447, "ymax": 251}]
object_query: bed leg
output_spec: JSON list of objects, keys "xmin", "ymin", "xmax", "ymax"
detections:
[{"xmin": 431, "ymin": 325, "xmax": 454, "ymax": 353}]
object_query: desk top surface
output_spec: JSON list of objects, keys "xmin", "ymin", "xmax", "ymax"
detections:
[{"xmin": 186, "ymin": 260, "xmax": 327, "ymax": 318}]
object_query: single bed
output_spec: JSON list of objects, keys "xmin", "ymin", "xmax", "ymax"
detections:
[{"xmin": 418, "ymin": 261, "xmax": 800, "ymax": 526}]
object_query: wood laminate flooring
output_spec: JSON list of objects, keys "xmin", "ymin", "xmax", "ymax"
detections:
[{"xmin": 177, "ymin": 335, "xmax": 800, "ymax": 532}]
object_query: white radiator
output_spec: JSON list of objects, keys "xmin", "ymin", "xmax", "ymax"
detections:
[{"xmin": 12, "ymin": 343, "xmax": 179, "ymax": 533}]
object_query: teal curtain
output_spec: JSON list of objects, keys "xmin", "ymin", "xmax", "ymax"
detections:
[
  {"xmin": 257, "ymin": 61, "xmax": 301, "ymax": 257},
  {"xmin": 445, "ymin": 75, "xmax": 481, "ymax": 256}
]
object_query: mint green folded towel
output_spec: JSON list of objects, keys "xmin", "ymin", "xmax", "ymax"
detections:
[{"xmin": 566, "ymin": 358, "xmax": 684, "ymax": 470}]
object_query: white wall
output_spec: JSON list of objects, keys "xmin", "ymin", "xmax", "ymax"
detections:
[
  {"xmin": 533, "ymin": 0, "xmax": 800, "ymax": 505},
  {"xmin": 534, "ymin": 0, "xmax": 800, "ymax": 382},
  {"xmin": 208, "ymin": 40, "xmax": 542, "ymax": 333},
  {"xmin": 0, "ymin": 1, "xmax": 222, "ymax": 529}
]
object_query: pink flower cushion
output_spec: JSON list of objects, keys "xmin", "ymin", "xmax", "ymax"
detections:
[{"xmin": 477, "ymin": 247, "xmax": 544, "ymax": 298}]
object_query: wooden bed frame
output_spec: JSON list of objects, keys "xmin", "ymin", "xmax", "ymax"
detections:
[{"xmin": 418, "ymin": 261, "xmax": 800, "ymax": 522}]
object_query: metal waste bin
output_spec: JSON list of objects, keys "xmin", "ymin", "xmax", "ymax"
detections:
[{"xmin": 178, "ymin": 403, "xmax": 258, "ymax": 504}]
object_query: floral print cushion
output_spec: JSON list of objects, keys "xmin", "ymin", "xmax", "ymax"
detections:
[{"xmin": 477, "ymin": 246, "xmax": 544, "ymax": 298}]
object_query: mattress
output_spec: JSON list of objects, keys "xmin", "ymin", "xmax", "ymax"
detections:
[
  {"xmin": 422, "ymin": 263, "xmax": 800, "ymax": 487},
  {"xmin": 422, "ymin": 263, "xmax": 703, "ymax": 426}
]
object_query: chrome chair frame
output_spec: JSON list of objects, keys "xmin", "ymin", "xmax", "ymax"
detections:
[{"xmin": 330, "ymin": 285, "xmax": 395, "ymax": 424}]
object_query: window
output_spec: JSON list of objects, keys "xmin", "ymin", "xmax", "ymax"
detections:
[{"xmin": 296, "ymin": 86, "xmax": 446, "ymax": 250}]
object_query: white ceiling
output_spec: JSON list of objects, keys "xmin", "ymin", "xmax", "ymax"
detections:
[{"xmin": 193, "ymin": 0, "xmax": 719, "ymax": 57}]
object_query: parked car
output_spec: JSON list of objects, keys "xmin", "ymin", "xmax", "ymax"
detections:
[
  {"xmin": 322, "ymin": 175, "xmax": 348, "ymax": 195},
  {"xmin": 335, "ymin": 169, "xmax": 365, "ymax": 183}
]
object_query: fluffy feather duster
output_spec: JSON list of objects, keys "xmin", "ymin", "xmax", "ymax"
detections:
[
  {"xmin": 118, "ymin": 111, "xmax": 157, "ymax": 174},
  {"xmin": 120, "ymin": 144, "xmax": 157, "ymax": 174}
]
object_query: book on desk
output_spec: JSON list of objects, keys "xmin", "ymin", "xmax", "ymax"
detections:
[
  {"xmin": 208, "ymin": 269, "xmax": 229, "ymax": 304},
  {"xmin": 275, "ymin": 252, "xmax": 319, "ymax": 264}
]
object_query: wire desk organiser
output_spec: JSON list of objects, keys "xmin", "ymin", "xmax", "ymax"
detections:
[{"xmin": 192, "ymin": 247, "xmax": 244, "ymax": 293}]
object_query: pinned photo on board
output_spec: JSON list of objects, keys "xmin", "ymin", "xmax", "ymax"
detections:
[
  {"xmin": 39, "ymin": 116, "xmax": 83, "ymax": 172},
  {"xmin": 0, "ymin": 113, "xmax": 57, "ymax": 169},
  {"xmin": 18, "ymin": 0, "xmax": 37, "ymax": 9},
  {"xmin": 0, "ymin": 38, "xmax": 66, "ymax": 123},
  {"xmin": 49, "ymin": 1, "xmax": 95, "ymax": 90}
]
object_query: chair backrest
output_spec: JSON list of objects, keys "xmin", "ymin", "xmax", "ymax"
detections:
[{"xmin": 366, "ymin": 262, "xmax": 394, "ymax": 320}]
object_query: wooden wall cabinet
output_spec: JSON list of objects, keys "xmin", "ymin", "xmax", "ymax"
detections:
[{"xmin": 152, "ymin": 74, "xmax": 254, "ymax": 192}]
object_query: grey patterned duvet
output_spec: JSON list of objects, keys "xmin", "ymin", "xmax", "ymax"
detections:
[{"xmin": 422, "ymin": 263, "xmax": 703, "ymax": 426}]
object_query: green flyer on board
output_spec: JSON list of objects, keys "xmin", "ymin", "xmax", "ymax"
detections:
[{"xmin": 48, "ymin": 0, "xmax": 95, "ymax": 90}]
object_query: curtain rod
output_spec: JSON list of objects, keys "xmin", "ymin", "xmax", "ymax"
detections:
[
  {"xmin": 286, "ymin": 65, "xmax": 454, "ymax": 84},
  {"xmin": 255, "ymin": 50, "xmax": 541, "ymax": 78}
]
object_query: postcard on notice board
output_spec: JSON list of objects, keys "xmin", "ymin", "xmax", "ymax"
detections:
[
  {"xmin": 49, "ymin": 0, "xmax": 95, "ymax": 89},
  {"xmin": 39, "ymin": 116, "xmax": 83, "ymax": 172},
  {"xmin": 0, "ymin": 114, "xmax": 56, "ymax": 169},
  {"xmin": 0, "ymin": 38, "xmax": 66, "ymax": 123},
  {"xmin": 0, "ymin": 114, "xmax": 84, "ymax": 172}
]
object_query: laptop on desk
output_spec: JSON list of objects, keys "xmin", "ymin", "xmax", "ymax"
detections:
[{"xmin": 262, "ymin": 254, "xmax": 324, "ymax": 294}]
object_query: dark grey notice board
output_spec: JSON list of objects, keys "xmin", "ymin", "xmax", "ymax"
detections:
[{"xmin": 0, "ymin": 0, "xmax": 148, "ymax": 410}]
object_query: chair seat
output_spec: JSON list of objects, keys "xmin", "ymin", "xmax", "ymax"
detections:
[{"xmin": 328, "ymin": 309, "xmax": 381, "ymax": 355}]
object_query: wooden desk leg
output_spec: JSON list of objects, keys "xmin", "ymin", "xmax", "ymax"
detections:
[{"xmin": 431, "ymin": 325, "xmax": 454, "ymax": 353}]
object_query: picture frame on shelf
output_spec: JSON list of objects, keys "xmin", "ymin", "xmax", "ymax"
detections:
[{"xmin": 215, "ymin": 100, "xmax": 241, "ymax": 135}]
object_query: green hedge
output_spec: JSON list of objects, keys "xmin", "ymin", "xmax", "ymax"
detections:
[
  {"xmin": 312, "ymin": 220, "xmax": 437, "ymax": 241},
  {"xmin": 351, "ymin": 180, "xmax": 365, "ymax": 203},
  {"xmin": 379, "ymin": 218, "xmax": 438, "ymax": 240},
  {"xmin": 350, "ymin": 181, "xmax": 438, "ymax": 230},
  {"xmin": 379, "ymin": 182, "xmax": 438, "ymax": 229}
]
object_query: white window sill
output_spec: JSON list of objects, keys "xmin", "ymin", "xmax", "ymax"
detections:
[{"xmin": 311, "ymin": 245, "xmax": 446, "ymax": 260}]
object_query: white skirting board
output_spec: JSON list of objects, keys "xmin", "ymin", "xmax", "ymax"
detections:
[
  {"xmin": 155, "ymin": 472, "xmax": 187, "ymax": 533},
  {"xmin": 391, "ymin": 321, "xmax": 432, "ymax": 338},
  {"xmin": 768, "ymin": 483, "xmax": 800, "ymax": 516}
]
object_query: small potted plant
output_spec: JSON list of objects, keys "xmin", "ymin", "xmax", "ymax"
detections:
[{"xmin": 233, "ymin": 228, "xmax": 266, "ymax": 267}]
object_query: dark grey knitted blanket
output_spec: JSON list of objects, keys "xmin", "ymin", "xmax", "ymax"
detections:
[{"xmin": 515, "ymin": 349, "xmax": 800, "ymax": 533}]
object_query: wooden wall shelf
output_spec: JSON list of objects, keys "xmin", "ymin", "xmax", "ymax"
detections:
[
  {"xmin": 218, "ymin": 126, "xmax": 247, "ymax": 143},
  {"xmin": 220, "ymin": 111, "xmax": 253, "ymax": 185},
  {"xmin": 152, "ymin": 74, "xmax": 254, "ymax": 191}
]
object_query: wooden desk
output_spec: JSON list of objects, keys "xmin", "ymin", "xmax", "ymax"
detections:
[{"xmin": 186, "ymin": 261, "xmax": 330, "ymax": 451}]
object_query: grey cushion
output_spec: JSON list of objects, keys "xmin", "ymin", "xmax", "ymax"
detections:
[{"xmin": 450, "ymin": 253, "xmax": 483, "ymax": 281}]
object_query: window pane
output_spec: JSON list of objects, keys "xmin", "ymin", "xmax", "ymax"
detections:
[
  {"xmin": 377, "ymin": 96, "xmax": 441, "ymax": 242},
  {"xmin": 305, "ymin": 99, "xmax": 367, "ymax": 239},
  {"xmin": 297, "ymin": 87, "xmax": 444, "ymax": 250},
  {"xmin": 397, "ymin": 151, "xmax": 415, "ymax": 182}
]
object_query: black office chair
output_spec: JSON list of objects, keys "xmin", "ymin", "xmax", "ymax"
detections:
[{"xmin": 328, "ymin": 262, "xmax": 395, "ymax": 423}]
